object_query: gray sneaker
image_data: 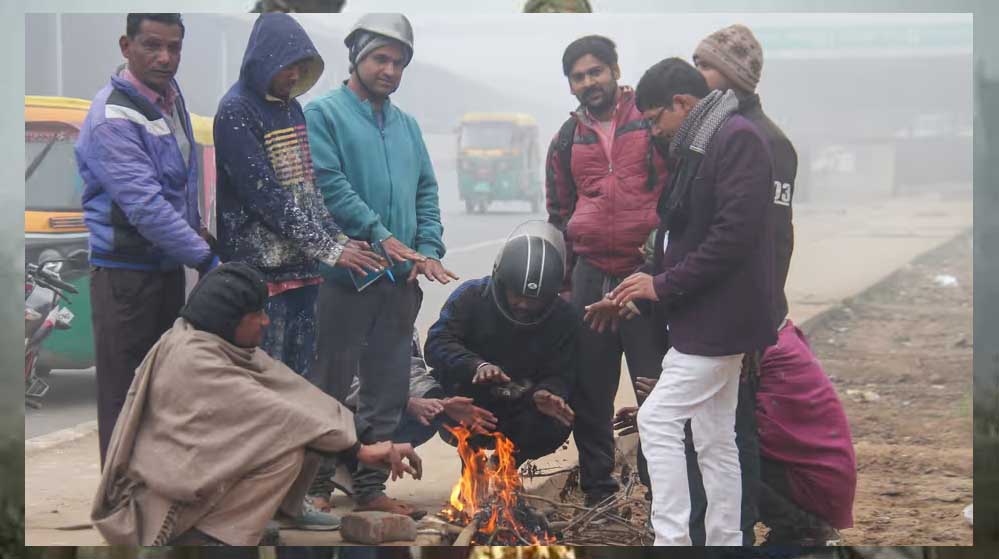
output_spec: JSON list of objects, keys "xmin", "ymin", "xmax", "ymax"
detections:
[{"xmin": 279, "ymin": 497, "xmax": 341, "ymax": 531}]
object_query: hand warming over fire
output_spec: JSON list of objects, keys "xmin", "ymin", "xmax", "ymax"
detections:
[
  {"xmin": 474, "ymin": 363, "xmax": 511, "ymax": 384},
  {"xmin": 407, "ymin": 397, "xmax": 445, "ymax": 426},
  {"xmin": 583, "ymin": 295, "xmax": 639, "ymax": 333},
  {"xmin": 635, "ymin": 376, "xmax": 658, "ymax": 400},
  {"xmin": 533, "ymin": 389, "xmax": 575, "ymax": 427},
  {"xmin": 356, "ymin": 441, "xmax": 423, "ymax": 481},
  {"xmin": 613, "ymin": 405, "xmax": 639, "ymax": 436},
  {"xmin": 442, "ymin": 396, "xmax": 499, "ymax": 434}
]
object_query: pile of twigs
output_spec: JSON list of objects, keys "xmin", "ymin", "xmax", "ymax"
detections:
[{"xmin": 518, "ymin": 467, "xmax": 653, "ymax": 546}]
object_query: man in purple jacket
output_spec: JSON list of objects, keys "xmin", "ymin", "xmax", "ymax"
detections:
[
  {"xmin": 588, "ymin": 57, "xmax": 775, "ymax": 545},
  {"xmin": 76, "ymin": 13, "xmax": 219, "ymax": 466}
]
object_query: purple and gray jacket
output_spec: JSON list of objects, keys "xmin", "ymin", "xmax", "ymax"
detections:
[{"xmin": 76, "ymin": 74, "xmax": 212, "ymax": 272}]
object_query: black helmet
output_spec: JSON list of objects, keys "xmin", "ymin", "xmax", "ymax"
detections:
[{"xmin": 491, "ymin": 221, "xmax": 566, "ymax": 327}]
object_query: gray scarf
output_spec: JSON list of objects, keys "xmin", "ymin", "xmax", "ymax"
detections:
[{"xmin": 669, "ymin": 89, "xmax": 740, "ymax": 157}]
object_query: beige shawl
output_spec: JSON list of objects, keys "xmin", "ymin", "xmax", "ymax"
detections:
[{"xmin": 92, "ymin": 318, "xmax": 357, "ymax": 545}]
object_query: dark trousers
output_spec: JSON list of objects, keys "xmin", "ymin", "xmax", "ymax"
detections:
[
  {"xmin": 261, "ymin": 284, "xmax": 319, "ymax": 377},
  {"xmin": 310, "ymin": 278, "xmax": 422, "ymax": 502},
  {"xmin": 90, "ymin": 266, "xmax": 185, "ymax": 466},
  {"xmin": 686, "ymin": 373, "xmax": 760, "ymax": 546},
  {"xmin": 758, "ymin": 456, "xmax": 837, "ymax": 544},
  {"xmin": 569, "ymin": 258, "xmax": 667, "ymax": 496}
]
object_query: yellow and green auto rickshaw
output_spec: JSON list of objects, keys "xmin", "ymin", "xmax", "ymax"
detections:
[
  {"xmin": 24, "ymin": 95, "xmax": 217, "ymax": 374},
  {"xmin": 457, "ymin": 112, "xmax": 543, "ymax": 214}
]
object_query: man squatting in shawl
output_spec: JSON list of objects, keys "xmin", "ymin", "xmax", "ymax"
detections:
[{"xmin": 91, "ymin": 263, "xmax": 422, "ymax": 546}]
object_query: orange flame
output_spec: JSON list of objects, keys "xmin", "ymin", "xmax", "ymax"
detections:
[{"xmin": 441, "ymin": 424, "xmax": 555, "ymax": 544}]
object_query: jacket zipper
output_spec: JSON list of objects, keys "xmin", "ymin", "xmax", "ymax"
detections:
[
  {"xmin": 375, "ymin": 106, "xmax": 395, "ymax": 242},
  {"xmin": 575, "ymin": 113, "xmax": 619, "ymax": 263}
]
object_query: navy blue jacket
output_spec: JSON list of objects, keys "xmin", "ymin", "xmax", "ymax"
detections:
[
  {"xmin": 424, "ymin": 277, "xmax": 579, "ymax": 400},
  {"xmin": 214, "ymin": 13, "xmax": 344, "ymax": 283}
]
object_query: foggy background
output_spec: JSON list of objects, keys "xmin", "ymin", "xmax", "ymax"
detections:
[
  {"xmin": 26, "ymin": 12, "xmax": 973, "ymax": 207},
  {"xmin": 21, "ymin": 11, "xmax": 974, "ymax": 440}
]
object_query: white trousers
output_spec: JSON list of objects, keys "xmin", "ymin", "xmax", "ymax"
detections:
[{"xmin": 637, "ymin": 347, "xmax": 744, "ymax": 545}]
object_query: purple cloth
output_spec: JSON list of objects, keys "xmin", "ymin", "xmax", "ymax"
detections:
[
  {"xmin": 649, "ymin": 114, "xmax": 777, "ymax": 356},
  {"xmin": 757, "ymin": 320, "xmax": 857, "ymax": 529}
]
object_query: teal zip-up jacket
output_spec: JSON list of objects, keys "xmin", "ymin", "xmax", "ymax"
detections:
[{"xmin": 304, "ymin": 83, "xmax": 445, "ymax": 283}]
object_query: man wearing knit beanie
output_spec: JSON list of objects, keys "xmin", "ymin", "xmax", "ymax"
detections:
[
  {"xmin": 689, "ymin": 24, "xmax": 851, "ymax": 547},
  {"xmin": 693, "ymin": 24, "xmax": 764, "ymax": 96}
]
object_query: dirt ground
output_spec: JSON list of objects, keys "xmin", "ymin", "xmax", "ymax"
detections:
[
  {"xmin": 531, "ymin": 231, "xmax": 975, "ymax": 547},
  {"xmin": 811, "ymin": 231, "xmax": 973, "ymax": 545}
]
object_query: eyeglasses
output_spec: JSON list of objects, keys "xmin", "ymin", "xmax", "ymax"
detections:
[{"xmin": 644, "ymin": 106, "xmax": 667, "ymax": 128}]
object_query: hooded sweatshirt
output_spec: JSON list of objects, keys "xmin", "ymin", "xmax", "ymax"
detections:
[{"xmin": 214, "ymin": 13, "xmax": 345, "ymax": 284}]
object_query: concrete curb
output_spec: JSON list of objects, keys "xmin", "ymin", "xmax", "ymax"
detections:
[
  {"xmin": 25, "ymin": 420, "xmax": 97, "ymax": 457},
  {"xmin": 797, "ymin": 228, "xmax": 971, "ymax": 337}
]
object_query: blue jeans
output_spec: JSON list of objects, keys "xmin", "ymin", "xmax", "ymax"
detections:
[{"xmin": 260, "ymin": 284, "xmax": 319, "ymax": 377}]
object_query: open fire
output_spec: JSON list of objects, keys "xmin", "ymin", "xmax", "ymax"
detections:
[{"xmin": 439, "ymin": 425, "xmax": 555, "ymax": 545}]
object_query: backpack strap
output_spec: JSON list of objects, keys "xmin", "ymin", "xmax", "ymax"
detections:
[{"xmin": 556, "ymin": 115, "xmax": 578, "ymax": 217}]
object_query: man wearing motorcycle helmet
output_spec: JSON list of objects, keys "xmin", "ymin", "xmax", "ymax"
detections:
[{"xmin": 424, "ymin": 222, "xmax": 579, "ymax": 465}]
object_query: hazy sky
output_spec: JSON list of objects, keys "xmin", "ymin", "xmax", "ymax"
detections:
[{"xmin": 282, "ymin": 12, "xmax": 970, "ymax": 110}]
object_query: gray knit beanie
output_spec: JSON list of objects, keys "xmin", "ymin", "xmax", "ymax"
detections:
[{"xmin": 694, "ymin": 24, "xmax": 763, "ymax": 93}]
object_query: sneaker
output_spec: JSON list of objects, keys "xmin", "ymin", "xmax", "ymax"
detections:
[{"xmin": 278, "ymin": 497, "xmax": 341, "ymax": 531}]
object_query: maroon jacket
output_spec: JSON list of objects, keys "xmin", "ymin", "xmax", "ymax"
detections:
[
  {"xmin": 647, "ymin": 114, "xmax": 776, "ymax": 356},
  {"xmin": 545, "ymin": 87, "xmax": 668, "ymax": 288}
]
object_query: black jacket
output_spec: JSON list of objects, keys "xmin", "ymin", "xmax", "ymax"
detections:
[
  {"xmin": 424, "ymin": 277, "xmax": 579, "ymax": 400},
  {"xmin": 740, "ymin": 93, "xmax": 798, "ymax": 330}
]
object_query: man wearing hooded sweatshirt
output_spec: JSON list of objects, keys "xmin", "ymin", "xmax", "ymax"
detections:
[
  {"xmin": 214, "ymin": 13, "xmax": 385, "ymax": 382},
  {"xmin": 304, "ymin": 13, "xmax": 455, "ymax": 517}
]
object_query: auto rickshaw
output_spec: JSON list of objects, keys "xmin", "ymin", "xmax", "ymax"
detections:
[
  {"xmin": 24, "ymin": 95, "xmax": 217, "ymax": 375},
  {"xmin": 457, "ymin": 112, "xmax": 543, "ymax": 214}
]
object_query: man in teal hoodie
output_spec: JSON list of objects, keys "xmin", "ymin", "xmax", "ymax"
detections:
[{"xmin": 304, "ymin": 13, "xmax": 455, "ymax": 517}]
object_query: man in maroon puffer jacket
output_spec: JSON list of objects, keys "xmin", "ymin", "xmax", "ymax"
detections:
[{"xmin": 545, "ymin": 34, "xmax": 669, "ymax": 506}]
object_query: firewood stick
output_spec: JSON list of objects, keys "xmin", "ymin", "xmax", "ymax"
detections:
[
  {"xmin": 519, "ymin": 493, "xmax": 590, "ymax": 512},
  {"xmin": 548, "ymin": 520, "xmax": 570, "ymax": 531},
  {"xmin": 453, "ymin": 518, "xmax": 480, "ymax": 546}
]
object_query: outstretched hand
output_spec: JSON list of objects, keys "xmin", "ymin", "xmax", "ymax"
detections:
[
  {"xmin": 442, "ymin": 396, "xmax": 498, "ymax": 434},
  {"xmin": 408, "ymin": 258, "xmax": 459, "ymax": 284},
  {"xmin": 533, "ymin": 389, "xmax": 575, "ymax": 427},
  {"xmin": 613, "ymin": 406, "xmax": 639, "ymax": 436},
  {"xmin": 357, "ymin": 441, "xmax": 423, "ymax": 481}
]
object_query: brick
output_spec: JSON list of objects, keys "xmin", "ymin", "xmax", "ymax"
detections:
[{"xmin": 340, "ymin": 511, "xmax": 417, "ymax": 544}]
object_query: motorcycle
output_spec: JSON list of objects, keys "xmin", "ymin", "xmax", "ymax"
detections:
[{"xmin": 25, "ymin": 249, "xmax": 88, "ymax": 409}]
